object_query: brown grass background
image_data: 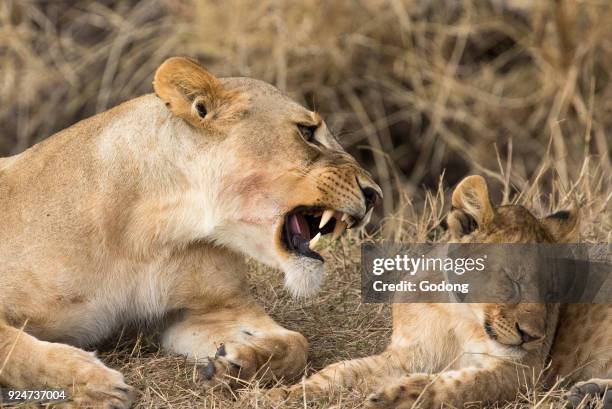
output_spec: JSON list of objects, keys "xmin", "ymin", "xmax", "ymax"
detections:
[{"xmin": 0, "ymin": 0, "xmax": 610, "ymax": 408}]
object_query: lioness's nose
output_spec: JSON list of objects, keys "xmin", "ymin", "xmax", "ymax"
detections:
[
  {"xmin": 357, "ymin": 176, "xmax": 382, "ymax": 212},
  {"xmin": 362, "ymin": 187, "xmax": 380, "ymax": 210}
]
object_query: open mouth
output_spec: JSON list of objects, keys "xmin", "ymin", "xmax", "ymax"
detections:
[{"xmin": 282, "ymin": 206, "xmax": 358, "ymax": 262}]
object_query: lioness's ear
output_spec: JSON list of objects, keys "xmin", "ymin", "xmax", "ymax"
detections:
[
  {"xmin": 541, "ymin": 207, "xmax": 580, "ymax": 242},
  {"xmin": 153, "ymin": 57, "xmax": 223, "ymax": 127},
  {"xmin": 451, "ymin": 175, "xmax": 495, "ymax": 227}
]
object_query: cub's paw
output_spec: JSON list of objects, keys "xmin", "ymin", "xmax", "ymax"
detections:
[
  {"xmin": 367, "ymin": 374, "xmax": 433, "ymax": 409},
  {"xmin": 264, "ymin": 384, "xmax": 305, "ymax": 403},
  {"xmin": 50, "ymin": 346, "xmax": 135, "ymax": 408},
  {"xmin": 565, "ymin": 380, "xmax": 612, "ymax": 409},
  {"xmin": 199, "ymin": 333, "xmax": 307, "ymax": 389},
  {"xmin": 241, "ymin": 385, "xmax": 301, "ymax": 409},
  {"xmin": 264, "ymin": 386, "xmax": 290, "ymax": 403}
]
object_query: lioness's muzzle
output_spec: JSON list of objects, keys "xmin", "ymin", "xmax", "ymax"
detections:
[{"xmin": 281, "ymin": 169, "xmax": 381, "ymax": 262}]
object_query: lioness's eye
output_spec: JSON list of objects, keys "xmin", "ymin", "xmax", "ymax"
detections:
[{"xmin": 297, "ymin": 124, "xmax": 319, "ymax": 144}]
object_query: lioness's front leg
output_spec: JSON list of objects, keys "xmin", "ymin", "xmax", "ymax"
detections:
[
  {"xmin": 162, "ymin": 299, "xmax": 308, "ymax": 387},
  {"xmin": 0, "ymin": 321, "xmax": 134, "ymax": 408}
]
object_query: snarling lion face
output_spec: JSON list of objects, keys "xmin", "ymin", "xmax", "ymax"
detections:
[
  {"xmin": 153, "ymin": 57, "xmax": 381, "ymax": 297},
  {"xmin": 443, "ymin": 176, "xmax": 579, "ymax": 355}
]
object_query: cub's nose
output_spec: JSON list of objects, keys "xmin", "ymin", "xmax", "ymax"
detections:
[{"xmin": 516, "ymin": 323, "xmax": 545, "ymax": 344}]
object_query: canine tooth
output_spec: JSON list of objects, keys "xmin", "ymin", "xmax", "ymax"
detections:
[
  {"xmin": 341, "ymin": 213, "xmax": 355, "ymax": 227},
  {"xmin": 331, "ymin": 220, "xmax": 347, "ymax": 240},
  {"xmin": 309, "ymin": 232, "xmax": 322, "ymax": 248},
  {"xmin": 363, "ymin": 208, "xmax": 373, "ymax": 224},
  {"xmin": 319, "ymin": 209, "xmax": 334, "ymax": 228}
]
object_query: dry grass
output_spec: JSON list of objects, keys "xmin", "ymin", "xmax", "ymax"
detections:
[
  {"xmin": 2, "ymin": 0, "xmax": 610, "ymax": 201},
  {"xmin": 0, "ymin": 0, "xmax": 610, "ymax": 408}
]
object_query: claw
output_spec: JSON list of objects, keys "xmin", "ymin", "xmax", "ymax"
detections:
[
  {"xmin": 215, "ymin": 344, "xmax": 226, "ymax": 358},
  {"xmin": 201, "ymin": 360, "xmax": 216, "ymax": 380}
]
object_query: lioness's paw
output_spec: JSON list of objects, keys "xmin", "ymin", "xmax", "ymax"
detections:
[
  {"xmin": 565, "ymin": 380, "xmax": 612, "ymax": 409},
  {"xmin": 367, "ymin": 375, "xmax": 433, "ymax": 409},
  {"xmin": 199, "ymin": 333, "xmax": 307, "ymax": 389},
  {"xmin": 199, "ymin": 343, "xmax": 257, "ymax": 389},
  {"xmin": 50, "ymin": 347, "xmax": 135, "ymax": 408}
]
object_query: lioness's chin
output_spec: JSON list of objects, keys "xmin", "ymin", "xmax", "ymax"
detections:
[
  {"xmin": 281, "ymin": 256, "xmax": 325, "ymax": 298},
  {"xmin": 273, "ymin": 205, "xmax": 363, "ymax": 298}
]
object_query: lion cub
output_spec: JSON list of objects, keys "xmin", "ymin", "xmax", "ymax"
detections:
[{"xmin": 275, "ymin": 175, "xmax": 611, "ymax": 408}]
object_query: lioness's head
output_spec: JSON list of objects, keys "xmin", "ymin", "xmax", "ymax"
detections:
[
  {"xmin": 444, "ymin": 175, "xmax": 579, "ymax": 354},
  {"xmin": 153, "ymin": 57, "xmax": 381, "ymax": 297}
]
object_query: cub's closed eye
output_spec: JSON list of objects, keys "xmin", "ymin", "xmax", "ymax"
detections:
[{"xmin": 297, "ymin": 124, "xmax": 319, "ymax": 144}]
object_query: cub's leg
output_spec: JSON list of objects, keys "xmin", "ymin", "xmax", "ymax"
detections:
[
  {"xmin": 366, "ymin": 363, "xmax": 532, "ymax": 409},
  {"xmin": 161, "ymin": 298, "xmax": 308, "ymax": 388},
  {"xmin": 551, "ymin": 305, "xmax": 612, "ymax": 408},
  {"xmin": 269, "ymin": 349, "xmax": 407, "ymax": 401},
  {"xmin": 0, "ymin": 321, "xmax": 134, "ymax": 408},
  {"xmin": 566, "ymin": 378, "xmax": 612, "ymax": 408}
]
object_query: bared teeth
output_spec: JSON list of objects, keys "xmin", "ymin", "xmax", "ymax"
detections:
[
  {"xmin": 319, "ymin": 209, "xmax": 335, "ymax": 229},
  {"xmin": 309, "ymin": 232, "xmax": 322, "ymax": 248},
  {"xmin": 363, "ymin": 208, "xmax": 373, "ymax": 225},
  {"xmin": 341, "ymin": 213, "xmax": 354, "ymax": 227},
  {"xmin": 331, "ymin": 220, "xmax": 347, "ymax": 240}
]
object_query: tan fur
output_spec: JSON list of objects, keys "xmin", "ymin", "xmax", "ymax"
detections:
[
  {"xmin": 0, "ymin": 57, "xmax": 380, "ymax": 408},
  {"xmin": 272, "ymin": 175, "xmax": 611, "ymax": 408}
]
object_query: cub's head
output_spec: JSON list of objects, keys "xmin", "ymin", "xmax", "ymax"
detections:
[
  {"xmin": 153, "ymin": 57, "xmax": 381, "ymax": 297},
  {"xmin": 444, "ymin": 175, "xmax": 579, "ymax": 354}
]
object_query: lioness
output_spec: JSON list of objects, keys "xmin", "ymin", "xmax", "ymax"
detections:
[
  {"xmin": 0, "ymin": 57, "xmax": 381, "ymax": 408},
  {"xmin": 273, "ymin": 176, "xmax": 611, "ymax": 408}
]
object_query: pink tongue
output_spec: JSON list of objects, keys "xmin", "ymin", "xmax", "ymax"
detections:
[{"xmin": 289, "ymin": 214, "xmax": 310, "ymax": 239}]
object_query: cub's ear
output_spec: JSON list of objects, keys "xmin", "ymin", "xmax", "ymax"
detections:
[
  {"xmin": 451, "ymin": 175, "xmax": 495, "ymax": 227},
  {"xmin": 541, "ymin": 207, "xmax": 580, "ymax": 242},
  {"xmin": 153, "ymin": 57, "xmax": 224, "ymax": 127}
]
